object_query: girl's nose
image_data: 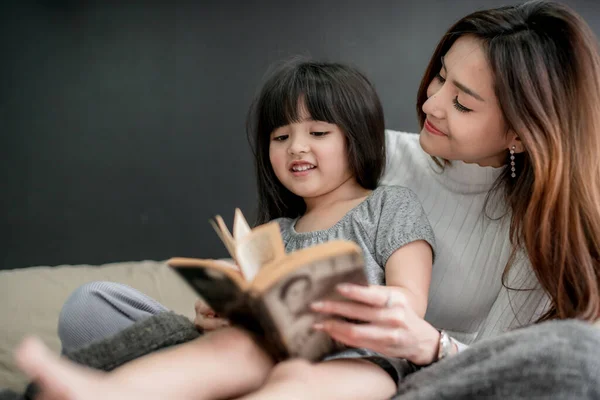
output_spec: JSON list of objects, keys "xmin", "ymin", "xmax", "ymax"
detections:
[{"xmin": 288, "ymin": 136, "xmax": 310, "ymax": 155}]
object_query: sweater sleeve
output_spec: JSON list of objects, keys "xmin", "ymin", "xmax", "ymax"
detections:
[
  {"xmin": 449, "ymin": 254, "xmax": 548, "ymax": 353},
  {"xmin": 473, "ymin": 253, "xmax": 550, "ymax": 342}
]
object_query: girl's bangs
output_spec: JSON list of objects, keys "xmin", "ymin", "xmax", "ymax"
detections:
[{"xmin": 260, "ymin": 67, "xmax": 338, "ymax": 134}]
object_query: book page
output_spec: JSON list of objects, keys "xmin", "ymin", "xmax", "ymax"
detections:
[
  {"xmin": 210, "ymin": 216, "xmax": 237, "ymax": 263},
  {"xmin": 235, "ymin": 221, "xmax": 285, "ymax": 281},
  {"xmin": 258, "ymin": 249, "xmax": 367, "ymax": 361},
  {"xmin": 233, "ymin": 208, "xmax": 252, "ymax": 241}
]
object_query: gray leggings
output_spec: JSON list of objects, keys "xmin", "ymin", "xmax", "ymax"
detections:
[
  {"xmin": 58, "ymin": 281, "xmax": 600, "ymax": 399},
  {"xmin": 58, "ymin": 281, "xmax": 169, "ymax": 353}
]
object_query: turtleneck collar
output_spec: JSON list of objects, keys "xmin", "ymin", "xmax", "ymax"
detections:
[{"xmin": 423, "ymin": 149, "xmax": 505, "ymax": 195}]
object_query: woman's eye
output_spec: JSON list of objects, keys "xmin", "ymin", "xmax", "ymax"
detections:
[
  {"xmin": 310, "ymin": 131, "xmax": 329, "ymax": 137},
  {"xmin": 452, "ymin": 97, "xmax": 472, "ymax": 113},
  {"xmin": 272, "ymin": 134, "xmax": 288, "ymax": 141},
  {"xmin": 435, "ymin": 73, "xmax": 446, "ymax": 84}
]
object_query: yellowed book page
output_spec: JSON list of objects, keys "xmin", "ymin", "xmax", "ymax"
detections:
[
  {"xmin": 233, "ymin": 208, "xmax": 252, "ymax": 241},
  {"xmin": 210, "ymin": 217, "xmax": 237, "ymax": 262},
  {"xmin": 235, "ymin": 222, "xmax": 286, "ymax": 281},
  {"xmin": 251, "ymin": 241, "xmax": 362, "ymax": 292}
]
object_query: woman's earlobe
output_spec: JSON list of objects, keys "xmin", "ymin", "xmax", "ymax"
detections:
[
  {"xmin": 511, "ymin": 141, "xmax": 526, "ymax": 154},
  {"xmin": 515, "ymin": 145, "xmax": 526, "ymax": 154},
  {"xmin": 508, "ymin": 132, "xmax": 525, "ymax": 154},
  {"xmin": 508, "ymin": 144, "xmax": 525, "ymax": 154}
]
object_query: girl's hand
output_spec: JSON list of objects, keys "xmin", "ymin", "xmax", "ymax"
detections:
[
  {"xmin": 194, "ymin": 299, "xmax": 230, "ymax": 332},
  {"xmin": 193, "ymin": 260, "xmax": 239, "ymax": 332},
  {"xmin": 311, "ymin": 284, "xmax": 443, "ymax": 365}
]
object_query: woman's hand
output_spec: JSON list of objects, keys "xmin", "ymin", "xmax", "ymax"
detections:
[
  {"xmin": 311, "ymin": 284, "xmax": 444, "ymax": 365},
  {"xmin": 194, "ymin": 299, "xmax": 230, "ymax": 332}
]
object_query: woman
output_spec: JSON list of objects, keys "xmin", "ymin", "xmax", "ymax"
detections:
[{"xmin": 14, "ymin": 1, "xmax": 600, "ymax": 399}]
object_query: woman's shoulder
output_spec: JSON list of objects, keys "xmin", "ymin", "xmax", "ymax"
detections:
[
  {"xmin": 385, "ymin": 130, "xmax": 421, "ymax": 153},
  {"xmin": 382, "ymin": 130, "xmax": 431, "ymax": 186}
]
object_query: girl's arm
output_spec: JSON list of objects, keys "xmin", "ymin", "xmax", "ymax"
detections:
[{"xmin": 384, "ymin": 239, "xmax": 432, "ymax": 317}]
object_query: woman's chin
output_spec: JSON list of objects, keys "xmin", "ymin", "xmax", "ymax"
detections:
[{"xmin": 418, "ymin": 130, "xmax": 446, "ymax": 158}]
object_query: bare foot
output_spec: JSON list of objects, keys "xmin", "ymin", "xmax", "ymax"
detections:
[{"xmin": 14, "ymin": 337, "xmax": 119, "ymax": 400}]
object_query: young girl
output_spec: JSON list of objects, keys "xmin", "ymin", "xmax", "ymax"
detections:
[{"xmin": 15, "ymin": 59, "xmax": 435, "ymax": 400}]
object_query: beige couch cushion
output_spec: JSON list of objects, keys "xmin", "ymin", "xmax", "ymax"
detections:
[{"xmin": 0, "ymin": 260, "xmax": 197, "ymax": 392}]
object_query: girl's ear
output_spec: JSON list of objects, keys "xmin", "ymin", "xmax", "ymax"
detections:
[{"xmin": 508, "ymin": 130, "xmax": 525, "ymax": 154}]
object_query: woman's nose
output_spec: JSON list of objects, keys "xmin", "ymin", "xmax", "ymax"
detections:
[{"xmin": 422, "ymin": 83, "xmax": 446, "ymax": 120}]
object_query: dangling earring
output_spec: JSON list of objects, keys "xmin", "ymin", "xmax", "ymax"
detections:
[{"xmin": 510, "ymin": 145, "xmax": 516, "ymax": 178}]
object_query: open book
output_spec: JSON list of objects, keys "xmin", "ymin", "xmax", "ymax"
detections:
[{"xmin": 168, "ymin": 209, "xmax": 368, "ymax": 361}]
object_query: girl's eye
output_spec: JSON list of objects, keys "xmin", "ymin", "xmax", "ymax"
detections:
[
  {"xmin": 310, "ymin": 131, "xmax": 329, "ymax": 137},
  {"xmin": 435, "ymin": 72, "xmax": 446, "ymax": 84},
  {"xmin": 272, "ymin": 134, "xmax": 288, "ymax": 141},
  {"xmin": 452, "ymin": 96, "xmax": 472, "ymax": 113}
]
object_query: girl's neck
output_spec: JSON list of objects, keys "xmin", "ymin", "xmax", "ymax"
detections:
[{"xmin": 303, "ymin": 177, "xmax": 371, "ymax": 213}]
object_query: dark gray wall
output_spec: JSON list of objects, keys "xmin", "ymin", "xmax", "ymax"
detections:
[{"xmin": 2, "ymin": 1, "xmax": 599, "ymax": 269}]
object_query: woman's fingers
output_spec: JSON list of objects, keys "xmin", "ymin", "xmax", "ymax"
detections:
[
  {"xmin": 311, "ymin": 300, "xmax": 379, "ymax": 322},
  {"xmin": 313, "ymin": 298, "xmax": 442, "ymax": 364},
  {"xmin": 313, "ymin": 320, "xmax": 406, "ymax": 357},
  {"xmin": 311, "ymin": 286, "xmax": 408, "ymax": 326},
  {"xmin": 310, "ymin": 285, "xmax": 424, "ymax": 360},
  {"xmin": 335, "ymin": 284, "xmax": 406, "ymax": 309},
  {"xmin": 311, "ymin": 299, "xmax": 405, "ymax": 325}
]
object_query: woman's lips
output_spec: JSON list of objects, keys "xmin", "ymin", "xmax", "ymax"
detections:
[{"xmin": 424, "ymin": 119, "xmax": 447, "ymax": 136}]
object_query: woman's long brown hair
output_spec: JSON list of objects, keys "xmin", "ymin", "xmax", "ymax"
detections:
[{"xmin": 417, "ymin": 0, "xmax": 600, "ymax": 321}]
